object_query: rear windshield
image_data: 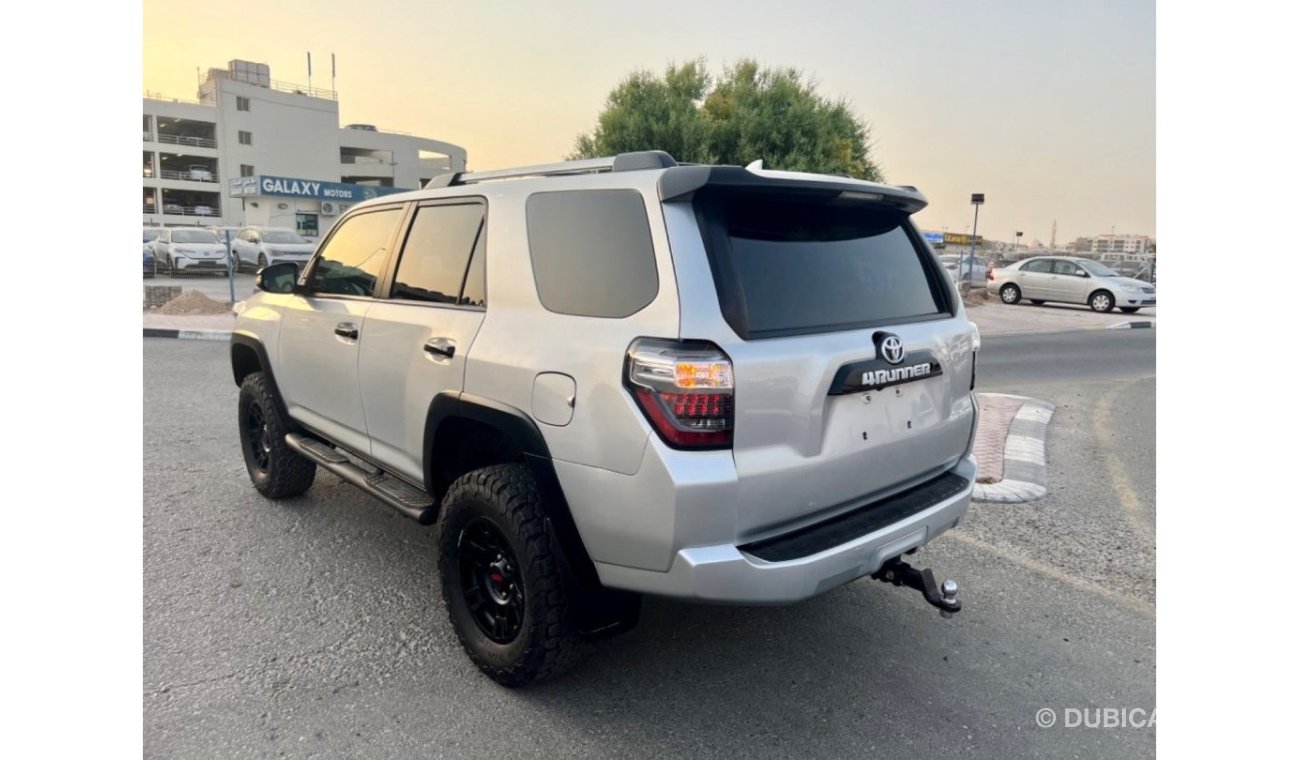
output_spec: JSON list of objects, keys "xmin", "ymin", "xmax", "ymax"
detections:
[{"xmin": 693, "ymin": 188, "xmax": 949, "ymax": 339}]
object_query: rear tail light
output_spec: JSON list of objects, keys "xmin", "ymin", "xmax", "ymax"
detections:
[
  {"xmin": 987, "ymin": 269, "xmax": 996, "ymax": 281},
  {"xmin": 625, "ymin": 338, "xmax": 734, "ymax": 449}
]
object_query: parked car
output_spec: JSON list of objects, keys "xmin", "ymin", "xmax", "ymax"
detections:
[
  {"xmin": 193, "ymin": 204, "xmax": 216, "ymax": 216},
  {"xmin": 143, "ymin": 227, "xmax": 162, "ymax": 278},
  {"xmin": 231, "ymin": 227, "xmax": 315, "ymax": 271},
  {"xmin": 990, "ymin": 256, "xmax": 1156, "ymax": 313},
  {"xmin": 187, "ymin": 164, "xmax": 214, "ymax": 182},
  {"xmin": 162, "ymin": 202, "xmax": 183, "ymax": 215},
  {"xmin": 939, "ymin": 254, "xmax": 988, "ymax": 288},
  {"xmin": 154, "ymin": 227, "xmax": 229, "ymax": 275},
  {"xmin": 231, "ymin": 150, "xmax": 978, "ymax": 685}
]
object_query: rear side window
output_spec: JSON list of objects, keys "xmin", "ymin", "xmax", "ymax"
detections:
[
  {"xmin": 526, "ymin": 190, "xmax": 658, "ymax": 318},
  {"xmin": 391, "ymin": 202, "xmax": 486, "ymax": 306},
  {"xmin": 1023, "ymin": 259, "xmax": 1053, "ymax": 273},
  {"xmin": 310, "ymin": 208, "xmax": 401, "ymax": 297},
  {"xmin": 693, "ymin": 188, "xmax": 948, "ymax": 339}
]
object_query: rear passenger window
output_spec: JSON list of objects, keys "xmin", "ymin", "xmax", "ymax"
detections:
[
  {"xmin": 391, "ymin": 202, "xmax": 486, "ymax": 305},
  {"xmin": 310, "ymin": 208, "xmax": 401, "ymax": 297},
  {"xmin": 526, "ymin": 190, "xmax": 658, "ymax": 318},
  {"xmin": 1023, "ymin": 259, "xmax": 1053, "ymax": 273}
]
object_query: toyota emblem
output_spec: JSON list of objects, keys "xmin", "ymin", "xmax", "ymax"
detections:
[{"xmin": 879, "ymin": 335, "xmax": 905, "ymax": 365}]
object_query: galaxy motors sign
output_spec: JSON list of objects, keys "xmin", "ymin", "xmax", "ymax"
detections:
[{"xmin": 228, "ymin": 175, "xmax": 403, "ymax": 202}]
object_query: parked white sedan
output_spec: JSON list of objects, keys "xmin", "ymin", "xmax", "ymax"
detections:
[{"xmin": 990, "ymin": 256, "xmax": 1156, "ymax": 313}]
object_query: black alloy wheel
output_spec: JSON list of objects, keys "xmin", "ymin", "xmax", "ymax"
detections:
[
  {"xmin": 243, "ymin": 399, "xmax": 272, "ymax": 473},
  {"xmin": 458, "ymin": 517, "xmax": 526, "ymax": 644}
]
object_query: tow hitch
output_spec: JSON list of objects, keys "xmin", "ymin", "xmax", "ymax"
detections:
[{"xmin": 872, "ymin": 556, "xmax": 962, "ymax": 617}]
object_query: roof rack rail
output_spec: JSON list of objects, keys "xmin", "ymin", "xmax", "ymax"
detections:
[{"xmin": 426, "ymin": 150, "xmax": 677, "ymax": 189}]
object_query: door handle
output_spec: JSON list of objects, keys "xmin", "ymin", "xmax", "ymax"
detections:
[
  {"xmin": 334, "ymin": 322, "xmax": 359, "ymax": 340},
  {"xmin": 424, "ymin": 337, "xmax": 456, "ymax": 359}
]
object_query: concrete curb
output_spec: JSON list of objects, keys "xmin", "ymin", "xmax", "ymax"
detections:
[
  {"xmin": 144, "ymin": 328, "xmax": 232, "ymax": 341},
  {"xmin": 1106, "ymin": 320, "xmax": 1154, "ymax": 330},
  {"xmin": 973, "ymin": 396, "xmax": 1056, "ymax": 504}
]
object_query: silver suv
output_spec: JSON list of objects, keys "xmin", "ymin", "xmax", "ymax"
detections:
[{"xmin": 230, "ymin": 151, "xmax": 980, "ymax": 686}]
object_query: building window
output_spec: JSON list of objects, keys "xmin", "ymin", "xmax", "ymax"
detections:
[
  {"xmin": 296, "ymin": 212, "xmax": 320, "ymax": 240},
  {"xmin": 239, "ymin": 131, "xmax": 253, "ymax": 145},
  {"xmin": 240, "ymin": 164, "xmax": 255, "ymax": 177},
  {"xmin": 236, "ymin": 96, "xmax": 251, "ymax": 112}
]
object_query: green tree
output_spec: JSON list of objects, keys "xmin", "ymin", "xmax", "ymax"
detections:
[{"xmin": 571, "ymin": 58, "xmax": 882, "ymax": 181}]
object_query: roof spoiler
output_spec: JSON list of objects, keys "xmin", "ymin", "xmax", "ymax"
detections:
[{"xmin": 657, "ymin": 164, "xmax": 928, "ymax": 214}]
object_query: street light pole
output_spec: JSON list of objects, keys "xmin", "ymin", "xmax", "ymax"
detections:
[{"xmin": 967, "ymin": 193, "xmax": 984, "ymax": 287}]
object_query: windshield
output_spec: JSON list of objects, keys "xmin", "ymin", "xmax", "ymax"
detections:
[
  {"xmin": 143, "ymin": 229, "xmax": 160, "ymax": 242},
  {"xmin": 1077, "ymin": 259, "xmax": 1119, "ymax": 277},
  {"xmin": 261, "ymin": 230, "xmax": 308, "ymax": 244},
  {"xmin": 172, "ymin": 230, "xmax": 219, "ymax": 244}
]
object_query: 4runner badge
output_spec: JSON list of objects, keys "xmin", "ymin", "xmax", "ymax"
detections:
[{"xmin": 827, "ymin": 340, "xmax": 945, "ymax": 396}]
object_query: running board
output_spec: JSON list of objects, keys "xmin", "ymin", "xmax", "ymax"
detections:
[{"xmin": 285, "ymin": 433, "xmax": 437, "ymax": 524}]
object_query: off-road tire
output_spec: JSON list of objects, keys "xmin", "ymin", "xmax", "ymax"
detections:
[
  {"xmin": 238, "ymin": 372, "xmax": 316, "ymax": 498},
  {"xmin": 999, "ymin": 284, "xmax": 1022, "ymax": 304},
  {"xmin": 438, "ymin": 463, "xmax": 581, "ymax": 687},
  {"xmin": 1089, "ymin": 290, "xmax": 1115, "ymax": 313}
]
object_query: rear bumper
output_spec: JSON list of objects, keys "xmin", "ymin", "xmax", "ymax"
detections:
[{"xmin": 594, "ymin": 454, "xmax": 975, "ymax": 603}]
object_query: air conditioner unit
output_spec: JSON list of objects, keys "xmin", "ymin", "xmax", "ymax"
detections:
[{"xmin": 320, "ymin": 201, "xmax": 339, "ymax": 216}]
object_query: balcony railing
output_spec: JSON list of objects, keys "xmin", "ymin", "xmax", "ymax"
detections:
[
  {"xmin": 157, "ymin": 133, "xmax": 217, "ymax": 149},
  {"xmin": 158, "ymin": 168, "xmax": 219, "ymax": 183},
  {"xmin": 143, "ymin": 204, "xmax": 157, "ymax": 214},
  {"xmin": 144, "ymin": 131, "xmax": 152, "ymax": 142}
]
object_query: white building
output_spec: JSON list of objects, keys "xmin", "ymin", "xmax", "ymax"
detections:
[
  {"xmin": 143, "ymin": 59, "xmax": 467, "ymax": 238},
  {"xmin": 1086, "ymin": 234, "xmax": 1152, "ymax": 257}
]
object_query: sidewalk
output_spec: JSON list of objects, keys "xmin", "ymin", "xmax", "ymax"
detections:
[{"xmin": 143, "ymin": 311, "xmax": 236, "ymax": 339}]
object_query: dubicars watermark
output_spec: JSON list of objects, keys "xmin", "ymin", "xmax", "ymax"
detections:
[{"xmin": 1036, "ymin": 707, "xmax": 1156, "ymax": 729}]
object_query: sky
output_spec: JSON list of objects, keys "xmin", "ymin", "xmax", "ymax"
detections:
[{"xmin": 142, "ymin": 0, "xmax": 1154, "ymax": 245}]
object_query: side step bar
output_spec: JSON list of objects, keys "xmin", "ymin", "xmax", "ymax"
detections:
[{"xmin": 285, "ymin": 433, "xmax": 437, "ymax": 524}]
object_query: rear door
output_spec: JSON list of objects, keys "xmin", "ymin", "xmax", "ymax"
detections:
[
  {"xmin": 358, "ymin": 199, "xmax": 488, "ymax": 483},
  {"xmin": 674, "ymin": 187, "xmax": 977, "ymax": 538},
  {"xmin": 277, "ymin": 206, "xmax": 404, "ymax": 454}
]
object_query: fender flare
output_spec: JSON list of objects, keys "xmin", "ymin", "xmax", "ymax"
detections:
[
  {"xmin": 424, "ymin": 392, "xmax": 599, "ymax": 586},
  {"xmin": 230, "ymin": 333, "xmax": 292, "ymax": 425}
]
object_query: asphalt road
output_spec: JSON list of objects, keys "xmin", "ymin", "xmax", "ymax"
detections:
[{"xmin": 144, "ymin": 329, "xmax": 1156, "ymax": 759}]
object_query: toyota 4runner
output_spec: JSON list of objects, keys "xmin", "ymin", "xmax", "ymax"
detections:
[{"xmin": 231, "ymin": 151, "xmax": 981, "ymax": 686}]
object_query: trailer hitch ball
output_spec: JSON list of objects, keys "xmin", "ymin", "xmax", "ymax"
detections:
[
  {"xmin": 872, "ymin": 557, "xmax": 963, "ymax": 616},
  {"xmin": 940, "ymin": 579, "xmax": 959, "ymax": 618}
]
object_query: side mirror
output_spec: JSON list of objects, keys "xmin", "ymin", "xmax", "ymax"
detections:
[
  {"xmin": 256, "ymin": 262, "xmax": 300, "ymax": 293},
  {"xmin": 1075, "ymin": 269, "xmax": 1089, "ymax": 277}
]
